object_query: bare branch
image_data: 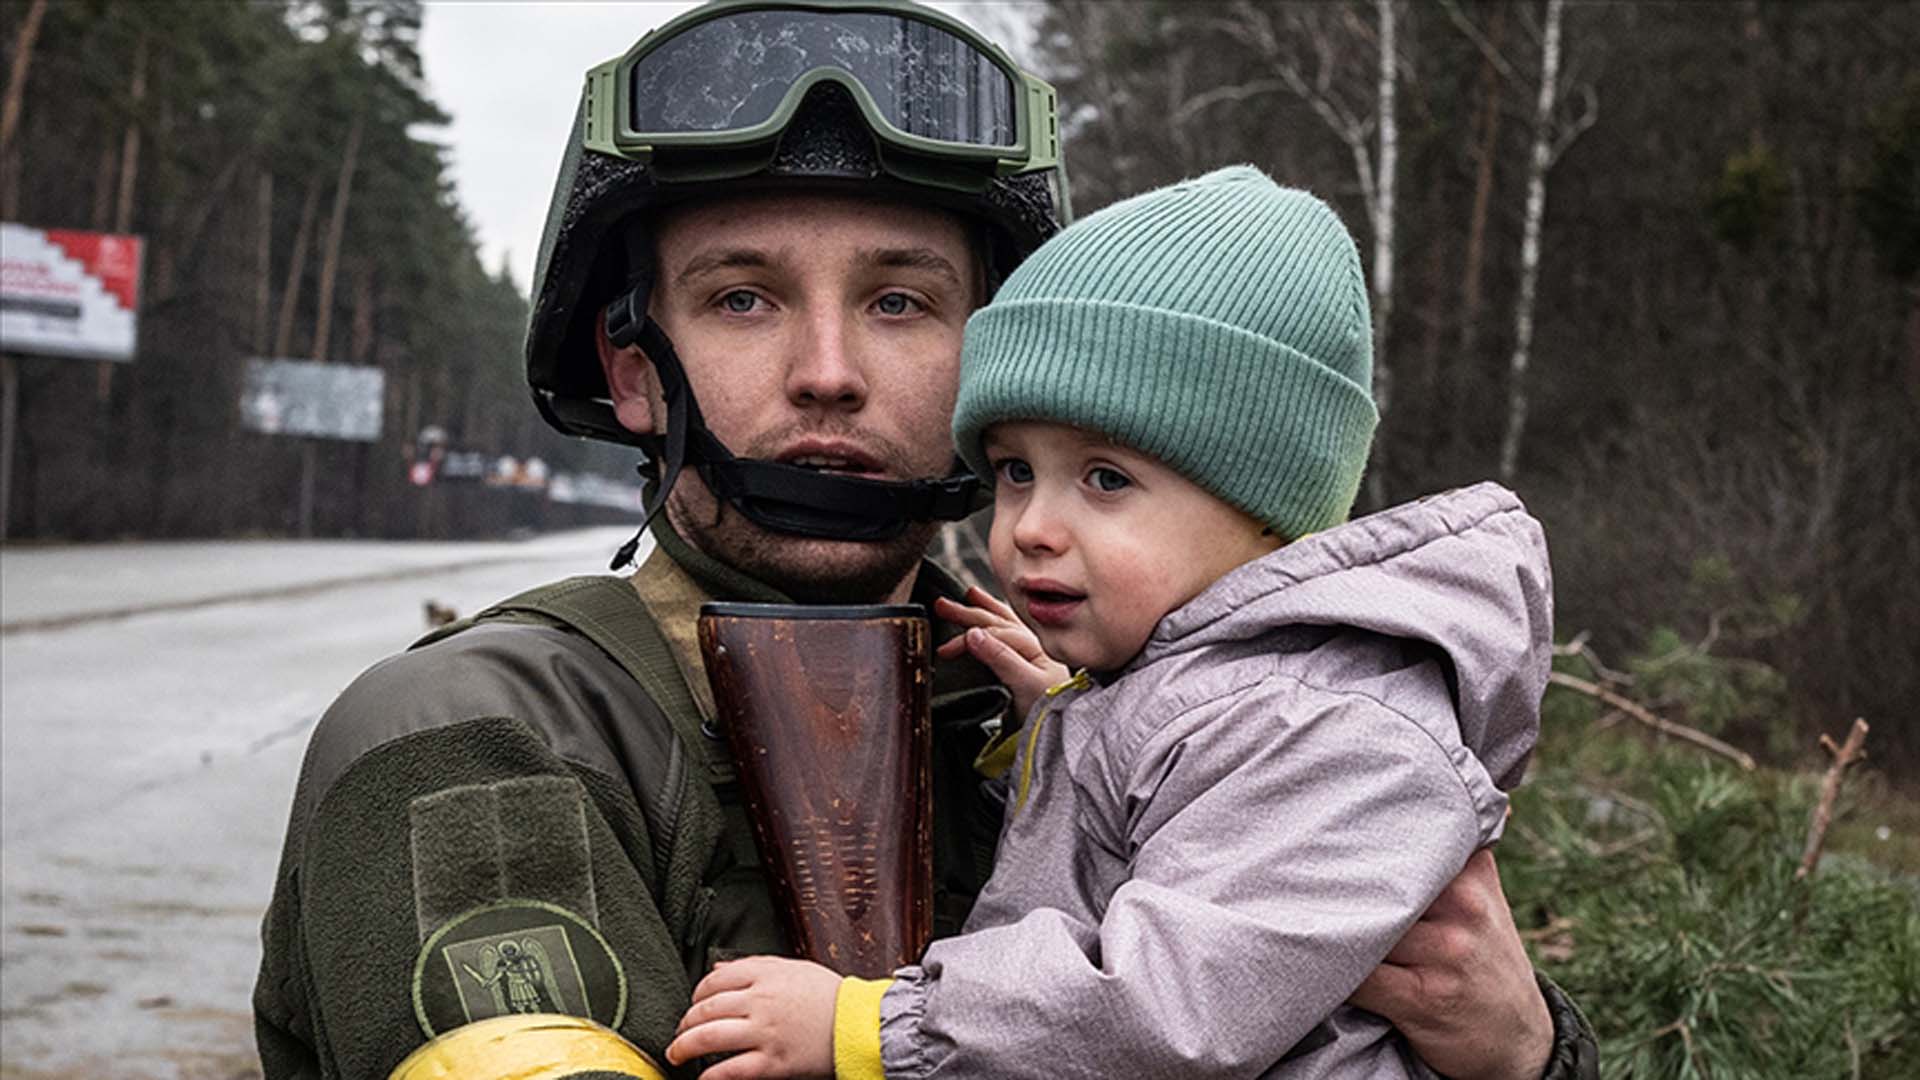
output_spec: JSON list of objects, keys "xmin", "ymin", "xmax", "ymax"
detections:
[
  {"xmin": 1170, "ymin": 78, "xmax": 1291, "ymax": 128},
  {"xmin": 1233, "ymin": 0, "xmax": 1365, "ymax": 142},
  {"xmin": 1547, "ymin": 672, "xmax": 1758, "ymax": 770},
  {"xmin": 1551, "ymin": 631, "xmax": 1636, "ymax": 685},
  {"xmin": 1696, "ymin": 608, "xmax": 1724, "ymax": 656},
  {"xmin": 1550, "ymin": 81, "xmax": 1599, "ymax": 164},
  {"xmin": 1795, "ymin": 718, "xmax": 1870, "ymax": 881},
  {"xmin": 1438, "ymin": 0, "xmax": 1519, "ymax": 85},
  {"xmin": 1635, "ymin": 608, "xmax": 1728, "ymax": 676}
]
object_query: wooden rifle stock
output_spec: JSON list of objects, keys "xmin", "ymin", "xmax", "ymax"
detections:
[{"xmin": 697, "ymin": 602, "xmax": 933, "ymax": 977}]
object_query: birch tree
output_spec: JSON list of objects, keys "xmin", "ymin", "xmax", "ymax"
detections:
[
  {"xmin": 1496, "ymin": 0, "xmax": 1594, "ymax": 483},
  {"xmin": 1185, "ymin": 0, "xmax": 1404, "ymax": 505}
]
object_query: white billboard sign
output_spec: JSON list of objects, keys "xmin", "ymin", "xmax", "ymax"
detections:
[
  {"xmin": 240, "ymin": 358, "xmax": 385, "ymax": 442},
  {"xmin": 0, "ymin": 223, "xmax": 144, "ymax": 361}
]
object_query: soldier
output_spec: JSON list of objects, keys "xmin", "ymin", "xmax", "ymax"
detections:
[{"xmin": 252, "ymin": 3, "xmax": 1596, "ymax": 1078}]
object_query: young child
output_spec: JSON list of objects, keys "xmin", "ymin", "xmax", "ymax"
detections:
[{"xmin": 665, "ymin": 166, "xmax": 1552, "ymax": 1079}]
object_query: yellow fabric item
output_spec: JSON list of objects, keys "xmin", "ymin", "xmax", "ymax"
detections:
[
  {"xmin": 834, "ymin": 976, "xmax": 894, "ymax": 1080},
  {"xmin": 1046, "ymin": 671, "xmax": 1093, "ymax": 697},
  {"xmin": 974, "ymin": 727, "xmax": 1020, "ymax": 779},
  {"xmin": 978, "ymin": 671, "xmax": 1091, "ymax": 783},
  {"xmin": 1013, "ymin": 709, "xmax": 1048, "ymax": 816},
  {"xmin": 386, "ymin": 1013, "xmax": 666, "ymax": 1080},
  {"xmin": 1013, "ymin": 671, "xmax": 1092, "ymax": 815}
]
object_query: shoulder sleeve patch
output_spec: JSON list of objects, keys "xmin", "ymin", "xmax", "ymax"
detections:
[{"xmin": 412, "ymin": 899, "xmax": 628, "ymax": 1038}]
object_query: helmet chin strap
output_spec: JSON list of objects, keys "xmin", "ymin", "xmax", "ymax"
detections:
[{"xmin": 602, "ymin": 281, "xmax": 981, "ymax": 571}]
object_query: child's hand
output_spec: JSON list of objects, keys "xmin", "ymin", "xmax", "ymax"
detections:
[
  {"xmin": 934, "ymin": 586, "xmax": 1071, "ymax": 719},
  {"xmin": 666, "ymin": 956, "xmax": 840, "ymax": 1079}
]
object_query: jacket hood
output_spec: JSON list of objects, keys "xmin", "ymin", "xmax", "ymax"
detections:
[{"xmin": 1136, "ymin": 481, "xmax": 1552, "ymax": 788}]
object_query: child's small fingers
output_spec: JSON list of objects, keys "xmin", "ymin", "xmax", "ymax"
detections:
[
  {"xmin": 935, "ymin": 635, "xmax": 968, "ymax": 659},
  {"xmin": 966, "ymin": 628, "xmax": 1035, "ymax": 683},
  {"xmin": 665, "ymin": 1018, "xmax": 755, "ymax": 1065},
  {"xmin": 932, "ymin": 596, "xmax": 997, "ymax": 629},
  {"xmin": 967, "ymin": 585, "xmax": 1019, "ymax": 619},
  {"xmin": 689, "ymin": 960, "xmax": 759, "ymax": 1001},
  {"xmin": 676, "ymin": 989, "xmax": 752, "ymax": 1035},
  {"xmin": 697, "ymin": 1050, "xmax": 776, "ymax": 1080},
  {"xmin": 975, "ymin": 624, "xmax": 1049, "ymax": 664}
]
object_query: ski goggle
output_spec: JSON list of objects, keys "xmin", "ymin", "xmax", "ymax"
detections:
[{"xmin": 581, "ymin": 1, "xmax": 1059, "ymax": 184}]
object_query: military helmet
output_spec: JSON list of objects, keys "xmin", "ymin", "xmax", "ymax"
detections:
[{"xmin": 526, "ymin": 0, "xmax": 1070, "ymax": 449}]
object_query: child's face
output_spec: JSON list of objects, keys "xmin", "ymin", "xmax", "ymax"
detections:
[{"xmin": 983, "ymin": 420, "xmax": 1282, "ymax": 674}]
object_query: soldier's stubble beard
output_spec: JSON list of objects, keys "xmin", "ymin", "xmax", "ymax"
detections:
[{"xmin": 663, "ymin": 480, "xmax": 938, "ymax": 604}]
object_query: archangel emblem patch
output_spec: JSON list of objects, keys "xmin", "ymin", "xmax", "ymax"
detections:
[{"xmin": 412, "ymin": 899, "xmax": 626, "ymax": 1038}]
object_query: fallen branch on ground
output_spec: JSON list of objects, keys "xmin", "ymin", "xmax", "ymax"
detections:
[
  {"xmin": 1795, "ymin": 717, "xmax": 1870, "ymax": 881},
  {"xmin": 1546, "ymin": 671, "xmax": 1757, "ymax": 770}
]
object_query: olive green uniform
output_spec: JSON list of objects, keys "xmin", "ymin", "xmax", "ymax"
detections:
[
  {"xmin": 252, "ymin": 520, "xmax": 1597, "ymax": 1079},
  {"xmin": 252, "ymin": 521, "xmax": 1010, "ymax": 1079}
]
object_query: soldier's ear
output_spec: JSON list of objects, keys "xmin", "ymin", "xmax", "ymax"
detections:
[{"xmin": 595, "ymin": 310, "xmax": 664, "ymax": 437}]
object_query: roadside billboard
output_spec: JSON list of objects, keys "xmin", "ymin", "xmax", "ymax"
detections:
[
  {"xmin": 239, "ymin": 358, "xmax": 385, "ymax": 442},
  {"xmin": 0, "ymin": 223, "xmax": 144, "ymax": 361},
  {"xmin": 548, "ymin": 471, "xmax": 646, "ymax": 512}
]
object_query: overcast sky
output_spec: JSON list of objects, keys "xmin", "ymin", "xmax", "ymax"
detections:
[{"xmin": 416, "ymin": 2, "xmax": 1041, "ymax": 294}]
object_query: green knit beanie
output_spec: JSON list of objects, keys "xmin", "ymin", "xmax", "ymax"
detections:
[{"xmin": 953, "ymin": 165, "xmax": 1376, "ymax": 538}]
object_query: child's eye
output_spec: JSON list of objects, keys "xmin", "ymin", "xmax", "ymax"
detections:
[
  {"xmin": 995, "ymin": 458, "xmax": 1034, "ymax": 484},
  {"xmin": 719, "ymin": 290, "xmax": 761, "ymax": 314},
  {"xmin": 1088, "ymin": 467, "xmax": 1131, "ymax": 492},
  {"xmin": 874, "ymin": 292, "xmax": 921, "ymax": 317}
]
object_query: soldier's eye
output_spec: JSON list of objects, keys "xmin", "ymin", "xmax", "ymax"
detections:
[
  {"xmin": 875, "ymin": 292, "xmax": 921, "ymax": 316},
  {"xmin": 720, "ymin": 290, "xmax": 760, "ymax": 314}
]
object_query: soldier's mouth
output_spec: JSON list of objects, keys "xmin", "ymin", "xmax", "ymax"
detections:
[
  {"xmin": 776, "ymin": 440, "xmax": 888, "ymax": 477},
  {"xmin": 788, "ymin": 455, "xmax": 878, "ymax": 475}
]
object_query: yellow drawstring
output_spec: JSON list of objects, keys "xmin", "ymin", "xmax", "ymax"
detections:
[{"xmin": 1014, "ymin": 671, "xmax": 1092, "ymax": 815}]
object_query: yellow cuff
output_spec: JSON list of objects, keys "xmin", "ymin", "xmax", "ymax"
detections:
[{"xmin": 833, "ymin": 976, "xmax": 893, "ymax": 1080}]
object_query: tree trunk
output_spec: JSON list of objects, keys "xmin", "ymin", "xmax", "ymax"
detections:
[
  {"xmin": 1364, "ymin": 0, "xmax": 1399, "ymax": 509},
  {"xmin": 91, "ymin": 137, "xmax": 117, "ymax": 230},
  {"xmin": 157, "ymin": 152, "xmax": 243, "ymax": 304},
  {"xmin": 1453, "ymin": 4, "xmax": 1507, "ymax": 466},
  {"xmin": 273, "ymin": 181, "xmax": 323, "ymax": 359},
  {"xmin": 349, "ymin": 260, "xmax": 375, "ymax": 363},
  {"xmin": 310, "ymin": 112, "xmax": 365, "ymax": 364},
  {"xmin": 0, "ymin": 0, "xmax": 49, "ymax": 217},
  {"xmin": 254, "ymin": 170, "xmax": 274, "ymax": 354},
  {"xmin": 1496, "ymin": 0, "xmax": 1565, "ymax": 485},
  {"xmin": 111, "ymin": 33, "xmax": 148, "ymax": 234},
  {"xmin": 1414, "ymin": 184, "xmax": 1448, "ymax": 467},
  {"xmin": 0, "ymin": 0, "xmax": 47, "ymax": 155},
  {"xmin": 99, "ymin": 30, "xmax": 149, "ymax": 402},
  {"xmin": 1, "ymin": 353, "xmax": 18, "ymax": 541}
]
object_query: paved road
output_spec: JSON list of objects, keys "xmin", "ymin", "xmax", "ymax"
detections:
[{"xmin": 0, "ymin": 528, "xmax": 639, "ymax": 1080}]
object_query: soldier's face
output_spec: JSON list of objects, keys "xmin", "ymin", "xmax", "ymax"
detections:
[{"xmin": 608, "ymin": 192, "xmax": 981, "ymax": 601}]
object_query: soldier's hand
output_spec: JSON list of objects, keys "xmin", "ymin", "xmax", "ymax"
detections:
[
  {"xmin": 1348, "ymin": 847, "xmax": 1553, "ymax": 1080},
  {"xmin": 667, "ymin": 956, "xmax": 838, "ymax": 1079},
  {"xmin": 934, "ymin": 588, "xmax": 1071, "ymax": 719}
]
